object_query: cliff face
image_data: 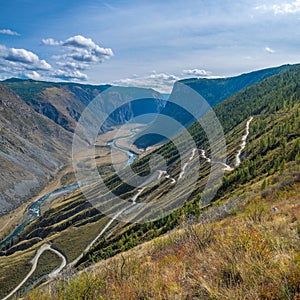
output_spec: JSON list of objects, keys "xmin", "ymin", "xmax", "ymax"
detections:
[
  {"xmin": 0, "ymin": 84, "xmax": 73, "ymax": 214},
  {"xmin": 2, "ymin": 79, "xmax": 166, "ymax": 133}
]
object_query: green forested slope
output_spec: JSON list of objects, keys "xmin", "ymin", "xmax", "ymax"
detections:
[{"xmin": 134, "ymin": 64, "xmax": 295, "ymax": 148}]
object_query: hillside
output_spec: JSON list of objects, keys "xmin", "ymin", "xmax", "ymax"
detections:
[
  {"xmin": 2, "ymin": 79, "xmax": 166, "ymax": 133},
  {"xmin": 0, "ymin": 65, "xmax": 299, "ymax": 299},
  {"xmin": 26, "ymin": 165, "xmax": 300, "ymax": 300},
  {"xmin": 0, "ymin": 84, "xmax": 73, "ymax": 214},
  {"xmin": 134, "ymin": 64, "xmax": 295, "ymax": 148}
]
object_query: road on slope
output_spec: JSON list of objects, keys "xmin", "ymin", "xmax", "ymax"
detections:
[
  {"xmin": 235, "ymin": 116, "xmax": 254, "ymax": 167},
  {"xmin": 1, "ymin": 243, "xmax": 66, "ymax": 300}
]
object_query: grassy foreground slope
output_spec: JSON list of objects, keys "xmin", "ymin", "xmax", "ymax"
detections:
[{"xmin": 26, "ymin": 165, "xmax": 300, "ymax": 300}]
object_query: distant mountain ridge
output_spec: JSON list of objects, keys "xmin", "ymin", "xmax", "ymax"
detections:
[
  {"xmin": 179, "ymin": 64, "xmax": 295, "ymax": 106},
  {"xmin": 2, "ymin": 79, "xmax": 166, "ymax": 133},
  {"xmin": 134, "ymin": 64, "xmax": 296, "ymax": 148}
]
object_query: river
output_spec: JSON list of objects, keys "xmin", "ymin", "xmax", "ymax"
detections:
[
  {"xmin": 0, "ymin": 133, "xmax": 138, "ymax": 250},
  {"xmin": 107, "ymin": 139, "xmax": 137, "ymax": 167},
  {"xmin": 0, "ymin": 183, "xmax": 80, "ymax": 250}
]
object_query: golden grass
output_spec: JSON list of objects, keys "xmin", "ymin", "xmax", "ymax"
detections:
[
  {"xmin": 25, "ymin": 182, "xmax": 300, "ymax": 300},
  {"xmin": 0, "ymin": 248, "xmax": 35, "ymax": 297}
]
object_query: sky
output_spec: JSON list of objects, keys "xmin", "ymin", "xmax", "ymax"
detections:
[{"xmin": 0, "ymin": 0, "xmax": 300, "ymax": 93}]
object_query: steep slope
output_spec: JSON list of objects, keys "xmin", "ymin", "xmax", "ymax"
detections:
[
  {"xmin": 0, "ymin": 84, "xmax": 73, "ymax": 214},
  {"xmin": 180, "ymin": 63, "xmax": 294, "ymax": 107},
  {"xmin": 2, "ymin": 79, "xmax": 166, "ymax": 133},
  {"xmin": 134, "ymin": 63, "xmax": 295, "ymax": 148},
  {"xmin": 76, "ymin": 65, "xmax": 300, "ymax": 265},
  {"xmin": 25, "ymin": 167, "xmax": 300, "ymax": 300}
]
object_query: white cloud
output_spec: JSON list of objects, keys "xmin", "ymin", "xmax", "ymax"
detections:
[
  {"xmin": 0, "ymin": 35, "xmax": 112, "ymax": 83},
  {"xmin": 24, "ymin": 71, "xmax": 42, "ymax": 80},
  {"xmin": 40, "ymin": 35, "xmax": 114, "ymax": 81},
  {"xmin": 63, "ymin": 35, "xmax": 113, "ymax": 61},
  {"xmin": 64, "ymin": 35, "xmax": 98, "ymax": 49},
  {"xmin": 0, "ymin": 29, "xmax": 20, "ymax": 36},
  {"xmin": 182, "ymin": 68, "xmax": 211, "ymax": 77},
  {"xmin": 43, "ymin": 35, "xmax": 114, "ymax": 64},
  {"xmin": 265, "ymin": 46, "xmax": 275, "ymax": 53},
  {"xmin": 41, "ymin": 38, "xmax": 62, "ymax": 46},
  {"xmin": 53, "ymin": 69, "xmax": 88, "ymax": 81},
  {"xmin": 4, "ymin": 47, "xmax": 52, "ymax": 70},
  {"xmin": 113, "ymin": 68, "xmax": 220, "ymax": 94},
  {"xmin": 0, "ymin": 45, "xmax": 52, "ymax": 80},
  {"xmin": 56, "ymin": 61, "xmax": 88, "ymax": 70},
  {"xmin": 255, "ymin": 1, "xmax": 300, "ymax": 14},
  {"xmin": 113, "ymin": 72, "xmax": 180, "ymax": 94},
  {"xmin": 0, "ymin": 45, "xmax": 8, "ymax": 56},
  {"xmin": 5, "ymin": 47, "xmax": 39, "ymax": 64}
]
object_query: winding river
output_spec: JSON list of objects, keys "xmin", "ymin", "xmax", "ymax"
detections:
[
  {"xmin": 0, "ymin": 183, "xmax": 80, "ymax": 250},
  {"xmin": 107, "ymin": 139, "xmax": 137, "ymax": 167},
  {"xmin": 0, "ymin": 132, "xmax": 139, "ymax": 250},
  {"xmin": 1, "ymin": 116, "xmax": 253, "ymax": 251}
]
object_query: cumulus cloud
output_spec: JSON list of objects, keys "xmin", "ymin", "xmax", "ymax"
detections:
[
  {"xmin": 113, "ymin": 68, "xmax": 219, "ymax": 94},
  {"xmin": 43, "ymin": 35, "xmax": 113, "ymax": 63},
  {"xmin": 24, "ymin": 71, "xmax": 42, "ymax": 80},
  {"xmin": 265, "ymin": 46, "xmax": 275, "ymax": 53},
  {"xmin": 53, "ymin": 69, "xmax": 88, "ymax": 81},
  {"xmin": 0, "ymin": 45, "xmax": 52, "ymax": 79},
  {"xmin": 182, "ymin": 68, "xmax": 211, "ymax": 77},
  {"xmin": 0, "ymin": 29, "xmax": 20, "ymax": 36},
  {"xmin": 0, "ymin": 34, "xmax": 113, "ymax": 83},
  {"xmin": 113, "ymin": 72, "xmax": 180, "ymax": 94},
  {"xmin": 41, "ymin": 34, "xmax": 113, "ymax": 81},
  {"xmin": 255, "ymin": 1, "xmax": 300, "ymax": 14},
  {"xmin": 5, "ymin": 47, "xmax": 52, "ymax": 70},
  {"xmin": 56, "ymin": 61, "xmax": 88, "ymax": 70},
  {"xmin": 5, "ymin": 48, "xmax": 38, "ymax": 64},
  {"xmin": 0, "ymin": 45, "xmax": 8, "ymax": 56}
]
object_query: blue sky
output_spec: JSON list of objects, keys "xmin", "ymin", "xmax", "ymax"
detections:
[{"xmin": 0, "ymin": 0, "xmax": 300, "ymax": 92}]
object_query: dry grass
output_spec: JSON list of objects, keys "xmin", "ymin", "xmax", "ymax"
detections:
[{"xmin": 25, "ymin": 183, "xmax": 300, "ymax": 300}]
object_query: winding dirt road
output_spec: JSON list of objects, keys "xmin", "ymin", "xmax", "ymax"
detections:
[
  {"xmin": 200, "ymin": 149, "xmax": 234, "ymax": 171},
  {"xmin": 179, "ymin": 148, "xmax": 198, "ymax": 180},
  {"xmin": 199, "ymin": 116, "xmax": 253, "ymax": 171},
  {"xmin": 235, "ymin": 116, "xmax": 253, "ymax": 167},
  {"xmin": 68, "ymin": 205, "xmax": 134, "ymax": 268},
  {"xmin": 2, "ymin": 243, "xmax": 66, "ymax": 300}
]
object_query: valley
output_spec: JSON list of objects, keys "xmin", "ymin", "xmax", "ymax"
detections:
[{"xmin": 0, "ymin": 64, "xmax": 299, "ymax": 299}]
